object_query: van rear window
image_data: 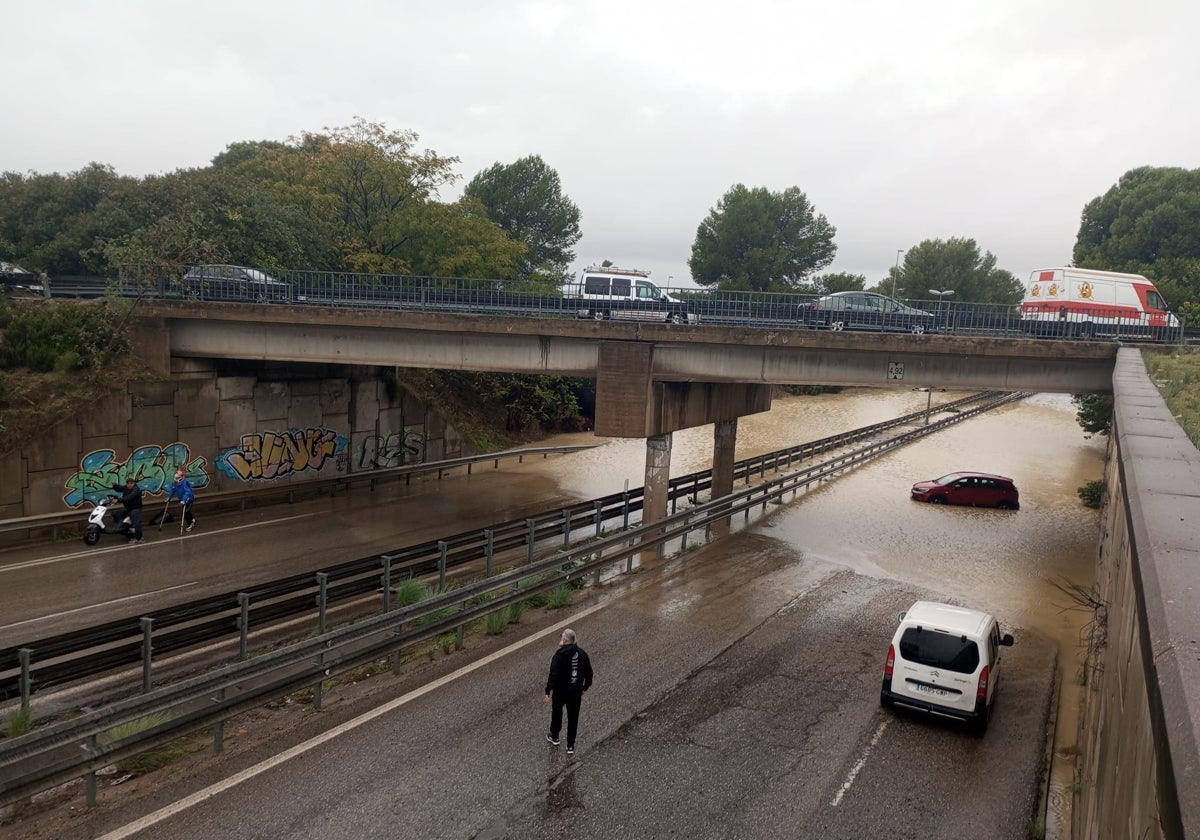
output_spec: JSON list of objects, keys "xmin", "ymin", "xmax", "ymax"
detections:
[{"xmin": 899, "ymin": 628, "xmax": 980, "ymax": 674}]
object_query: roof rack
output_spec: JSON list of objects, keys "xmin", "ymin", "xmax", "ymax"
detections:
[{"xmin": 583, "ymin": 265, "xmax": 651, "ymax": 278}]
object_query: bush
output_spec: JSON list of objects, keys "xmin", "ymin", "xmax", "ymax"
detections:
[
  {"xmin": 0, "ymin": 301, "xmax": 128, "ymax": 372},
  {"xmin": 484, "ymin": 610, "xmax": 509, "ymax": 635},
  {"xmin": 1078, "ymin": 480, "xmax": 1106, "ymax": 509}
]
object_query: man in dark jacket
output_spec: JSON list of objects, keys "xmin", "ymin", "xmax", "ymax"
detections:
[
  {"xmin": 111, "ymin": 477, "xmax": 144, "ymax": 543},
  {"xmin": 544, "ymin": 628, "xmax": 593, "ymax": 756}
]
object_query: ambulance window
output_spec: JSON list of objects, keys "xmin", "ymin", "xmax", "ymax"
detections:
[{"xmin": 1146, "ymin": 290, "xmax": 1166, "ymax": 310}]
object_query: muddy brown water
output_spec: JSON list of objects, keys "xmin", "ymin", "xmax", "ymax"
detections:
[{"xmin": 528, "ymin": 388, "xmax": 1101, "ymax": 836}]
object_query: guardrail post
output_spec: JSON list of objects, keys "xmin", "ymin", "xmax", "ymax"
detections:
[
  {"xmin": 19, "ymin": 647, "xmax": 32, "ymax": 709},
  {"xmin": 526, "ymin": 519, "xmax": 536, "ymax": 564},
  {"xmin": 214, "ymin": 687, "xmax": 226, "ymax": 752},
  {"xmin": 484, "ymin": 529, "xmax": 495, "ymax": 577},
  {"xmin": 381, "ymin": 555, "xmax": 393, "ymax": 611},
  {"xmin": 238, "ymin": 593, "xmax": 250, "ymax": 660},
  {"xmin": 457, "ymin": 600, "xmax": 466, "ymax": 648},
  {"xmin": 594, "ymin": 501, "xmax": 603, "ymax": 538},
  {"xmin": 86, "ymin": 735, "xmax": 98, "ymax": 806},
  {"xmin": 622, "ymin": 492, "xmax": 630, "ymax": 529},
  {"xmin": 437, "ymin": 540, "xmax": 449, "ymax": 590},
  {"xmin": 467, "ymin": 462, "xmax": 473, "ymax": 475},
  {"xmin": 140, "ymin": 617, "xmax": 153, "ymax": 693},
  {"xmin": 561, "ymin": 509, "xmax": 571, "ymax": 547},
  {"xmin": 316, "ymin": 573, "xmax": 329, "ymax": 634}
]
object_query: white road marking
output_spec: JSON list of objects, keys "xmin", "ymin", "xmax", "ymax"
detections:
[
  {"xmin": 96, "ymin": 600, "xmax": 609, "ymax": 840},
  {"xmin": 830, "ymin": 717, "xmax": 890, "ymax": 807},
  {"xmin": 0, "ymin": 583, "xmax": 199, "ymax": 632},
  {"xmin": 0, "ymin": 514, "xmax": 312, "ymax": 574}
]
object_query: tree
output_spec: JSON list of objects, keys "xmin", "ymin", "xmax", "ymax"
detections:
[
  {"xmin": 464, "ymin": 155, "xmax": 581, "ymax": 282},
  {"xmin": 1074, "ymin": 166, "xmax": 1200, "ymax": 321},
  {"xmin": 892, "ymin": 238, "xmax": 1022, "ymax": 304},
  {"xmin": 812, "ymin": 272, "xmax": 866, "ymax": 294},
  {"xmin": 1072, "ymin": 393, "xmax": 1112, "ymax": 438},
  {"xmin": 688, "ymin": 185, "xmax": 836, "ymax": 291}
]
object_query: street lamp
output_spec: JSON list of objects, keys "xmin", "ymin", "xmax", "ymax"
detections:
[
  {"xmin": 913, "ymin": 387, "xmax": 947, "ymax": 425},
  {"xmin": 890, "ymin": 250, "xmax": 904, "ymax": 297},
  {"xmin": 928, "ymin": 288, "xmax": 954, "ymax": 331}
]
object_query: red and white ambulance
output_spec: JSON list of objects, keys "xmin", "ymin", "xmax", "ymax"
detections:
[{"xmin": 1020, "ymin": 267, "xmax": 1181, "ymax": 340}]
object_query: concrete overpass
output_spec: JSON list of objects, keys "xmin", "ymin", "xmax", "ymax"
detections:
[{"xmin": 133, "ymin": 301, "xmax": 1118, "ymax": 529}]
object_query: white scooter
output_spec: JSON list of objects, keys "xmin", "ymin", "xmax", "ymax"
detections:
[{"xmin": 83, "ymin": 497, "xmax": 134, "ymax": 545}]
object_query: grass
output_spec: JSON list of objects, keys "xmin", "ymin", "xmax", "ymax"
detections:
[
  {"xmin": 7, "ymin": 704, "xmax": 32, "ymax": 738},
  {"xmin": 1144, "ymin": 348, "xmax": 1200, "ymax": 448},
  {"xmin": 393, "ymin": 577, "xmax": 433, "ymax": 606},
  {"xmin": 545, "ymin": 584, "xmax": 574, "ymax": 609},
  {"xmin": 484, "ymin": 610, "xmax": 509, "ymax": 635},
  {"xmin": 104, "ymin": 712, "xmax": 200, "ymax": 773}
]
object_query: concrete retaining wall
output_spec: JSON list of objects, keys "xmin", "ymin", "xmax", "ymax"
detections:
[
  {"xmin": 1077, "ymin": 348, "xmax": 1200, "ymax": 839},
  {"xmin": 0, "ymin": 361, "xmax": 471, "ymax": 521}
]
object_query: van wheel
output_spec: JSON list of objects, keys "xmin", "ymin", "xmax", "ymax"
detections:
[
  {"xmin": 880, "ymin": 691, "xmax": 894, "ymax": 709},
  {"xmin": 996, "ymin": 500, "xmax": 1016, "ymax": 510},
  {"xmin": 970, "ymin": 708, "xmax": 990, "ymax": 737},
  {"xmin": 592, "ymin": 310, "xmax": 606, "ymax": 321},
  {"xmin": 929, "ymin": 496, "xmax": 948, "ymax": 505},
  {"xmin": 909, "ymin": 323, "xmax": 926, "ymax": 335},
  {"xmin": 667, "ymin": 313, "xmax": 685, "ymax": 325},
  {"xmin": 829, "ymin": 320, "xmax": 845, "ymax": 331}
]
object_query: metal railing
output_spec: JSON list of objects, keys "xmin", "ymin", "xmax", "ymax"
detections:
[
  {"xmin": 0, "ymin": 391, "xmax": 1010, "ymax": 704},
  {"xmin": 38, "ymin": 272, "xmax": 1187, "ymax": 342},
  {"xmin": 0, "ymin": 444, "xmax": 598, "ymax": 540},
  {"xmin": 0, "ymin": 389, "xmax": 1027, "ymax": 807}
]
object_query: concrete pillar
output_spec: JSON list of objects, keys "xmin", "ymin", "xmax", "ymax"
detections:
[
  {"xmin": 642, "ymin": 433, "xmax": 673, "ymax": 558},
  {"xmin": 711, "ymin": 419, "xmax": 738, "ymax": 535}
]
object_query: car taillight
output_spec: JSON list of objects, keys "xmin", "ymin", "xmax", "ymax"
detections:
[
  {"xmin": 977, "ymin": 665, "xmax": 990, "ymax": 699},
  {"xmin": 884, "ymin": 644, "xmax": 895, "ymax": 677}
]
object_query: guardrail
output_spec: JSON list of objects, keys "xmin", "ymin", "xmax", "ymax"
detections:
[
  {"xmin": 0, "ymin": 390, "xmax": 1028, "ymax": 807},
  {"xmin": 0, "ymin": 444, "xmax": 599, "ymax": 541},
  {"xmin": 35, "ymin": 273, "xmax": 1188, "ymax": 342},
  {"xmin": 0, "ymin": 391, "xmax": 1009, "ymax": 704}
]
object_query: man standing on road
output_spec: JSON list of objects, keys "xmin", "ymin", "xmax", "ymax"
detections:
[
  {"xmin": 544, "ymin": 628, "xmax": 593, "ymax": 757},
  {"xmin": 165, "ymin": 469, "xmax": 197, "ymax": 532},
  {"xmin": 111, "ymin": 477, "xmax": 144, "ymax": 543}
]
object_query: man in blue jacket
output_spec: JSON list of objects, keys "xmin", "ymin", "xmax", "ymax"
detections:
[
  {"xmin": 544, "ymin": 628, "xmax": 594, "ymax": 756},
  {"xmin": 165, "ymin": 469, "xmax": 197, "ymax": 532}
]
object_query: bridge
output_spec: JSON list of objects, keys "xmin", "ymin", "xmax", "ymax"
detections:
[{"xmin": 133, "ymin": 299, "xmax": 1118, "ymax": 532}]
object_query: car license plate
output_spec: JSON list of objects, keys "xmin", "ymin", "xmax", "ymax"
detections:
[{"xmin": 914, "ymin": 683, "xmax": 949, "ymax": 698}]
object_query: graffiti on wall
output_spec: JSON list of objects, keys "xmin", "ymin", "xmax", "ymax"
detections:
[
  {"xmin": 215, "ymin": 427, "xmax": 348, "ymax": 481},
  {"xmin": 359, "ymin": 429, "xmax": 426, "ymax": 469},
  {"xmin": 64, "ymin": 444, "xmax": 210, "ymax": 507}
]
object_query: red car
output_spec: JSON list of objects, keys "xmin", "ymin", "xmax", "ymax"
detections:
[{"xmin": 910, "ymin": 472, "xmax": 1020, "ymax": 510}]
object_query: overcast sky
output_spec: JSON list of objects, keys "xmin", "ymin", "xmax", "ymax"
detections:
[{"xmin": 3, "ymin": 0, "xmax": 1198, "ymax": 287}]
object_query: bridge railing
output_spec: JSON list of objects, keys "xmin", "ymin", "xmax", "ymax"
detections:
[{"xmin": 35, "ymin": 271, "xmax": 1187, "ymax": 341}]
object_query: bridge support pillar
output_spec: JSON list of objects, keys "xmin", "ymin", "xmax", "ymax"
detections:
[
  {"xmin": 641, "ymin": 432, "xmax": 673, "ymax": 559},
  {"xmin": 711, "ymin": 419, "xmax": 738, "ymax": 536}
]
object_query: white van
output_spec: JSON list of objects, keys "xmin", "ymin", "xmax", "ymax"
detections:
[
  {"xmin": 880, "ymin": 600, "xmax": 1014, "ymax": 735},
  {"xmin": 569, "ymin": 266, "xmax": 698, "ymax": 324},
  {"xmin": 1020, "ymin": 267, "xmax": 1180, "ymax": 340}
]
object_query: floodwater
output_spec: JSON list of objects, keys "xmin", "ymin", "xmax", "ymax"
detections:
[{"xmin": 528, "ymin": 387, "xmax": 1103, "ymax": 835}]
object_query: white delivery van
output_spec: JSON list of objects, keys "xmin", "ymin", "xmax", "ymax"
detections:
[
  {"xmin": 569, "ymin": 265, "xmax": 698, "ymax": 324},
  {"xmin": 880, "ymin": 600, "xmax": 1015, "ymax": 736},
  {"xmin": 1020, "ymin": 267, "xmax": 1180, "ymax": 340}
]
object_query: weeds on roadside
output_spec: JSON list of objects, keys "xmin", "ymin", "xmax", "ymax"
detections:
[
  {"xmin": 546, "ymin": 585, "xmax": 574, "ymax": 609},
  {"xmin": 485, "ymin": 610, "xmax": 509, "ymax": 635},
  {"xmin": 104, "ymin": 713, "xmax": 198, "ymax": 773},
  {"xmin": 7, "ymin": 705, "xmax": 32, "ymax": 738}
]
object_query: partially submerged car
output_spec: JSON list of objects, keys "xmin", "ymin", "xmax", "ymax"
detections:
[
  {"xmin": 881, "ymin": 600, "xmax": 1015, "ymax": 735},
  {"xmin": 910, "ymin": 471, "xmax": 1019, "ymax": 509}
]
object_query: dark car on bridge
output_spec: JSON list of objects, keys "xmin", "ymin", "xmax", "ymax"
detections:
[
  {"xmin": 910, "ymin": 471, "xmax": 1020, "ymax": 509},
  {"xmin": 802, "ymin": 291, "xmax": 939, "ymax": 334},
  {"xmin": 182, "ymin": 265, "xmax": 303, "ymax": 304}
]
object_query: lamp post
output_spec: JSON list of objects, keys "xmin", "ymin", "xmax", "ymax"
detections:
[
  {"xmin": 928, "ymin": 288, "xmax": 954, "ymax": 331},
  {"xmin": 890, "ymin": 250, "xmax": 904, "ymax": 298}
]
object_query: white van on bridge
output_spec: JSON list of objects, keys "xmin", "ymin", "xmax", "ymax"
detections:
[{"xmin": 1020, "ymin": 266, "xmax": 1180, "ymax": 340}]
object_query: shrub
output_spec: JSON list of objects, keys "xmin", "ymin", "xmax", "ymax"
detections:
[
  {"xmin": 546, "ymin": 584, "xmax": 574, "ymax": 609},
  {"xmin": 0, "ymin": 302, "xmax": 128, "ymax": 372},
  {"xmin": 1077, "ymin": 480, "xmax": 1105, "ymax": 509},
  {"xmin": 484, "ymin": 610, "xmax": 509, "ymax": 635}
]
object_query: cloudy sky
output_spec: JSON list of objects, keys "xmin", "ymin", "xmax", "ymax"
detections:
[{"xmin": 3, "ymin": 0, "xmax": 1198, "ymax": 287}]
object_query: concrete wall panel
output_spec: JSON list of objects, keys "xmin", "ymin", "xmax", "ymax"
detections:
[
  {"xmin": 0, "ymin": 455, "xmax": 24, "ymax": 506},
  {"xmin": 175, "ymin": 380, "xmax": 220, "ymax": 428},
  {"xmin": 254, "ymin": 381, "xmax": 291, "ymax": 424},
  {"xmin": 25, "ymin": 419, "xmax": 81, "ymax": 472},
  {"xmin": 219, "ymin": 376, "xmax": 256, "ymax": 401},
  {"xmin": 79, "ymin": 392, "xmax": 130, "ymax": 439},
  {"xmin": 129, "ymin": 403, "xmax": 177, "ymax": 446},
  {"xmin": 216, "ymin": 399, "xmax": 257, "ymax": 448},
  {"xmin": 321, "ymin": 378, "xmax": 351, "ymax": 416},
  {"xmin": 130, "ymin": 381, "xmax": 176, "ymax": 407}
]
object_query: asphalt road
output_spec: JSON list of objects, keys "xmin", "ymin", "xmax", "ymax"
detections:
[{"xmin": 73, "ymin": 533, "xmax": 1054, "ymax": 840}]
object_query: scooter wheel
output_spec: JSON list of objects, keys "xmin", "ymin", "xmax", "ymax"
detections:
[{"xmin": 84, "ymin": 527, "xmax": 100, "ymax": 546}]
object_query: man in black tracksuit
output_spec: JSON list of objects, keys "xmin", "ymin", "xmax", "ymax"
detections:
[
  {"xmin": 544, "ymin": 628, "xmax": 593, "ymax": 756},
  {"xmin": 111, "ymin": 477, "xmax": 144, "ymax": 543}
]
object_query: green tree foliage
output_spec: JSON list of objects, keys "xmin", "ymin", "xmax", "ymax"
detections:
[
  {"xmin": 1072, "ymin": 393, "xmax": 1113, "ymax": 437},
  {"xmin": 464, "ymin": 155, "xmax": 581, "ymax": 282},
  {"xmin": 688, "ymin": 185, "xmax": 837, "ymax": 291},
  {"xmin": 0, "ymin": 302, "xmax": 129, "ymax": 372},
  {"xmin": 892, "ymin": 238, "xmax": 1022, "ymax": 303},
  {"xmin": 812, "ymin": 272, "xmax": 866, "ymax": 294},
  {"xmin": 1073, "ymin": 166, "xmax": 1200, "ymax": 321}
]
